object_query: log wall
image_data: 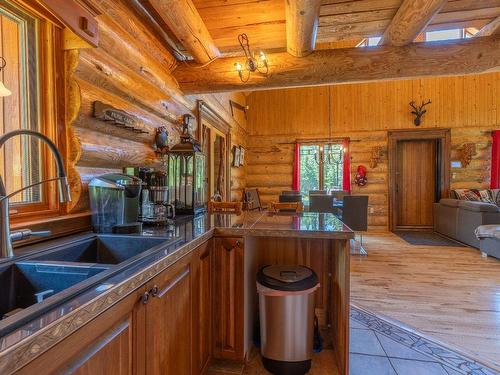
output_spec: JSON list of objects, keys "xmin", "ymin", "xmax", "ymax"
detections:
[
  {"xmin": 66, "ymin": 4, "xmax": 247, "ymax": 212},
  {"xmin": 246, "ymin": 73, "xmax": 499, "ymax": 231}
]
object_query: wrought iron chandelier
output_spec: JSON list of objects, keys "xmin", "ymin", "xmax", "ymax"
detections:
[
  {"xmin": 234, "ymin": 33, "xmax": 269, "ymax": 83},
  {"xmin": 314, "ymin": 145, "xmax": 344, "ymax": 165}
]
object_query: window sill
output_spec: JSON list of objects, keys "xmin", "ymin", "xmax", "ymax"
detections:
[{"xmin": 11, "ymin": 212, "xmax": 91, "ymax": 247}]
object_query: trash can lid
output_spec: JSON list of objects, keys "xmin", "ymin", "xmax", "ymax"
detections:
[{"xmin": 256, "ymin": 265, "xmax": 318, "ymax": 292}]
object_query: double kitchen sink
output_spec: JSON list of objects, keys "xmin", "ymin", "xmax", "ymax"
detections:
[{"xmin": 0, "ymin": 233, "xmax": 181, "ymax": 334}]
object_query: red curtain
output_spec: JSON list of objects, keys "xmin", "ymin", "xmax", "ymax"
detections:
[
  {"xmin": 342, "ymin": 138, "xmax": 351, "ymax": 193},
  {"xmin": 292, "ymin": 142, "xmax": 300, "ymax": 191},
  {"xmin": 491, "ymin": 130, "xmax": 500, "ymax": 189}
]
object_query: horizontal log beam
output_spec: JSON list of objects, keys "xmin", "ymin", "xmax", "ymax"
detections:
[
  {"xmin": 379, "ymin": 0, "xmax": 448, "ymax": 46},
  {"xmin": 174, "ymin": 35, "xmax": 500, "ymax": 94}
]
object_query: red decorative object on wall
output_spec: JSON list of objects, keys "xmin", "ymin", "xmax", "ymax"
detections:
[
  {"xmin": 292, "ymin": 142, "xmax": 300, "ymax": 191},
  {"xmin": 491, "ymin": 130, "xmax": 500, "ymax": 189},
  {"xmin": 342, "ymin": 138, "xmax": 351, "ymax": 193},
  {"xmin": 354, "ymin": 165, "xmax": 368, "ymax": 187}
]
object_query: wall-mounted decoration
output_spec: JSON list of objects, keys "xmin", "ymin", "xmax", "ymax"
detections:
[
  {"xmin": 354, "ymin": 165, "xmax": 368, "ymax": 187},
  {"xmin": 370, "ymin": 146, "xmax": 383, "ymax": 168},
  {"xmin": 232, "ymin": 145, "xmax": 241, "ymax": 167},
  {"xmin": 239, "ymin": 146, "xmax": 246, "ymax": 166},
  {"xmin": 409, "ymin": 99, "xmax": 431, "ymax": 126},
  {"xmin": 153, "ymin": 127, "xmax": 169, "ymax": 155},
  {"xmin": 229, "ymin": 100, "xmax": 249, "ymax": 119},
  {"xmin": 93, "ymin": 101, "xmax": 149, "ymax": 134},
  {"xmin": 460, "ymin": 143, "xmax": 477, "ymax": 168}
]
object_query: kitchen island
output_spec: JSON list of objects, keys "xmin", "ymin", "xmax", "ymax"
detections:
[{"xmin": 0, "ymin": 211, "xmax": 353, "ymax": 375}]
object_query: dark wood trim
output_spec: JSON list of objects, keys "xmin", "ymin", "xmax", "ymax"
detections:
[
  {"xmin": 198, "ymin": 100, "xmax": 232, "ymax": 200},
  {"xmin": 197, "ymin": 100, "xmax": 231, "ymax": 136},
  {"xmin": 388, "ymin": 128, "xmax": 451, "ymax": 232}
]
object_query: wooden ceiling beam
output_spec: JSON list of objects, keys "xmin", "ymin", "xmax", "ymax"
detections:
[
  {"xmin": 476, "ymin": 16, "xmax": 500, "ymax": 37},
  {"xmin": 147, "ymin": 0, "xmax": 220, "ymax": 64},
  {"xmin": 173, "ymin": 35, "xmax": 500, "ymax": 94},
  {"xmin": 285, "ymin": 0, "xmax": 322, "ymax": 57},
  {"xmin": 379, "ymin": 0, "xmax": 448, "ymax": 46}
]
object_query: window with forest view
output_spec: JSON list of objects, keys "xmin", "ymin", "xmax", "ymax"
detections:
[
  {"xmin": 299, "ymin": 143, "xmax": 344, "ymax": 203},
  {"xmin": 0, "ymin": 1, "xmax": 41, "ymax": 205}
]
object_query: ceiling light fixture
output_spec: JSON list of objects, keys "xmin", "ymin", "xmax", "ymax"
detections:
[
  {"xmin": 0, "ymin": 57, "xmax": 11, "ymax": 97},
  {"xmin": 234, "ymin": 33, "xmax": 268, "ymax": 83}
]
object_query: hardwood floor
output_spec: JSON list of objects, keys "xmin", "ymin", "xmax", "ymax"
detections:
[{"xmin": 351, "ymin": 233, "xmax": 500, "ymax": 370}]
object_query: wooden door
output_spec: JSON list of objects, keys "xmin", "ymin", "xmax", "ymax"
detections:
[
  {"xmin": 145, "ymin": 259, "xmax": 192, "ymax": 375},
  {"xmin": 17, "ymin": 289, "xmax": 145, "ymax": 375},
  {"xmin": 213, "ymin": 237, "xmax": 245, "ymax": 361},
  {"xmin": 192, "ymin": 240, "xmax": 213, "ymax": 374},
  {"xmin": 396, "ymin": 139, "xmax": 437, "ymax": 229}
]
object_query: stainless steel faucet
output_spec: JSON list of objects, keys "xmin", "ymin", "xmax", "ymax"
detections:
[{"xmin": 0, "ymin": 130, "xmax": 72, "ymax": 258}]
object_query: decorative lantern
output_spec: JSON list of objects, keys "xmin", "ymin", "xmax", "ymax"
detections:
[{"xmin": 168, "ymin": 114, "xmax": 207, "ymax": 215}]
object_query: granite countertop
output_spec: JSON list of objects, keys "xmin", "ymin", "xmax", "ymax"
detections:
[
  {"xmin": 0, "ymin": 211, "xmax": 352, "ymax": 373},
  {"xmin": 144, "ymin": 211, "xmax": 354, "ymax": 240}
]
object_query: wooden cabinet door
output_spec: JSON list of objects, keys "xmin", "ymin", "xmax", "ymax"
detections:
[
  {"xmin": 213, "ymin": 237, "xmax": 244, "ymax": 361},
  {"xmin": 192, "ymin": 240, "xmax": 213, "ymax": 374},
  {"xmin": 145, "ymin": 256, "xmax": 193, "ymax": 375},
  {"xmin": 16, "ymin": 288, "xmax": 145, "ymax": 375}
]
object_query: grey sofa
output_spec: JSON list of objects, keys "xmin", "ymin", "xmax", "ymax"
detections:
[
  {"xmin": 434, "ymin": 197, "xmax": 500, "ymax": 248},
  {"xmin": 475, "ymin": 225, "xmax": 500, "ymax": 259}
]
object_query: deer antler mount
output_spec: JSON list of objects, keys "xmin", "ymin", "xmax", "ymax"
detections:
[{"xmin": 409, "ymin": 100, "xmax": 431, "ymax": 126}]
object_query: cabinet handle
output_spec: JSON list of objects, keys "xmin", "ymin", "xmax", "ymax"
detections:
[
  {"xmin": 224, "ymin": 240, "xmax": 241, "ymax": 252},
  {"xmin": 152, "ymin": 267, "xmax": 190, "ymax": 299},
  {"xmin": 150, "ymin": 285, "xmax": 159, "ymax": 297},
  {"xmin": 141, "ymin": 291, "xmax": 150, "ymax": 304}
]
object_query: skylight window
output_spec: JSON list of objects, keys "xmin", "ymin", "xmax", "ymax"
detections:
[
  {"xmin": 357, "ymin": 37, "xmax": 382, "ymax": 47},
  {"xmin": 357, "ymin": 28, "xmax": 477, "ymax": 48},
  {"xmin": 425, "ymin": 29, "xmax": 462, "ymax": 42}
]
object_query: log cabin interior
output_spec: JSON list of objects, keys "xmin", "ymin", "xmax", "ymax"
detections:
[{"xmin": 0, "ymin": 0, "xmax": 499, "ymax": 374}]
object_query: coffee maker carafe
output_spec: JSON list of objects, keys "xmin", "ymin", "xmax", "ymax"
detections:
[
  {"xmin": 89, "ymin": 174, "xmax": 142, "ymax": 233},
  {"xmin": 140, "ymin": 171, "xmax": 175, "ymax": 224}
]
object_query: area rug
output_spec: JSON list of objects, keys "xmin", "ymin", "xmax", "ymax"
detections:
[
  {"xmin": 351, "ymin": 305, "xmax": 499, "ymax": 375},
  {"xmin": 394, "ymin": 231, "xmax": 466, "ymax": 247}
]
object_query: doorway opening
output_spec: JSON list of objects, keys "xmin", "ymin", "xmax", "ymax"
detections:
[{"xmin": 388, "ymin": 129, "xmax": 450, "ymax": 232}]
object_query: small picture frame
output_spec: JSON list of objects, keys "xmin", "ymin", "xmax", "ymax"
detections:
[
  {"xmin": 232, "ymin": 145, "xmax": 241, "ymax": 167},
  {"xmin": 239, "ymin": 146, "xmax": 245, "ymax": 166}
]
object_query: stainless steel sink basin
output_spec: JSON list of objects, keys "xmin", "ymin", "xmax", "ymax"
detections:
[
  {"xmin": 0, "ymin": 261, "xmax": 109, "ymax": 319},
  {"xmin": 30, "ymin": 235, "xmax": 169, "ymax": 265}
]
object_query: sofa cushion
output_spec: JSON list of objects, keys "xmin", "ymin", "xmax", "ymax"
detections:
[
  {"xmin": 491, "ymin": 189, "xmax": 500, "ymax": 206},
  {"xmin": 452, "ymin": 189, "xmax": 481, "ymax": 201},
  {"xmin": 458, "ymin": 201, "xmax": 499, "ymax": 212},
  {"xmin": 476, "ymin": 189, "xmax": 495, "ymax": 203},
  {"xmin": 440, "ymin": 198, "xmax": 460, "ymax": 207}
]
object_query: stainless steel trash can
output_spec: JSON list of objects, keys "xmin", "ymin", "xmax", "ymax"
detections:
[{"xmin": 257, "ymin": 265, "xmax": 319, "ymax": 375}]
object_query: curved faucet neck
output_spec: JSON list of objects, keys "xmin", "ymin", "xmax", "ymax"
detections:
[
  {"xmin": 0, "ymin": 130, "xmax": 72, "ymax": 258},
  {"xmin": 0, "ymin": 129, "xmax": 67, "ymax": 179}
]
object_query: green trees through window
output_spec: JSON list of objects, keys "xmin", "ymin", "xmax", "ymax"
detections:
[{"xmin": 299, "ymin": 143, "xmax": 343, "ymax": 203}]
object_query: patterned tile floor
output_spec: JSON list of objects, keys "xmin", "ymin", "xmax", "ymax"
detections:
[
  {"xmin": 210, "ymin": 305, "xmax": 500, "ymax": 375},
  {"xmin": 349, "ymin": 305, "xmax": 499, "ymax": 375}
]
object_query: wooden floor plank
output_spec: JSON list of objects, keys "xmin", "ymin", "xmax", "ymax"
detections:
[{"xmin": 351, "ymin": 233, "xmax": 500, "ymax": 370}]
